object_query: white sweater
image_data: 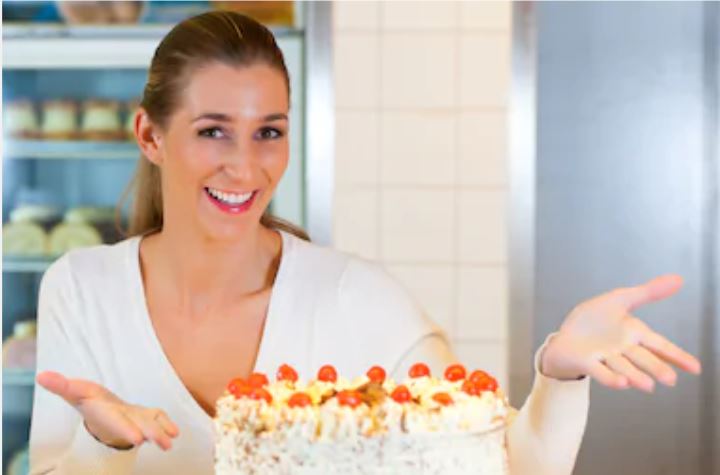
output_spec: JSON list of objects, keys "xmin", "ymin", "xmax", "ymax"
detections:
[{"xmin": 29, "ymin": 229, "xmax": 590, "ymax": 475}]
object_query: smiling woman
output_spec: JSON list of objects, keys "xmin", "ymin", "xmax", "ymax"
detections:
[{"xmin": 28, "ymin": 9, "xmax": 701, "ymax": 475}]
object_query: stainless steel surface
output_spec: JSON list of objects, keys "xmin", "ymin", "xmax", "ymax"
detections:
[
  {"xmin": 703, "ymin": 3, "xmax": 720, "ymax": 473},
  {"xmin": 304, "ymin": 1, "xmax": 334, "ymax": 245},
  {"xmin": 510, "ymin": 1, "xmax": 718, "ymax": 474},
  {"xmin": 508, "ymin": 1, "xmax": 537, "ymax": 408}
]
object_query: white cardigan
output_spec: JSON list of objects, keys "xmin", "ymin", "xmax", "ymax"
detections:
[{"xmin": 29, "ymin": 229, "xmax": 590, "ymax": 474}]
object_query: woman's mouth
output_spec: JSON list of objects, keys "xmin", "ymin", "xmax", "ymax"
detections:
[{"xmin": 204, "ymin": 187, "xmax": 257, "ymax": 214}]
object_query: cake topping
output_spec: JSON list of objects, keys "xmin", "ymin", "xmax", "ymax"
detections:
[
  {"xmin": 248, "ymin": 372, "xmax": 269, "ymax": 388},
  {"xmin": 432, "ymin": 392, "xmax": 453, "ymax": 406},
  {"xmin": 444, "ymin": 364, "xmax": 467, "ymax": 382},
  {"xmin": 469, "ymin": 370, "xmax": 498, "ymax": 392},
  {"xmin": 366, "ymin": 365, "xmax": 386, "ymax": 384},
  {"xmin": 227, "ymin": 378, "xmax": 252, "ymax": 399},
  {"xmin": 249, "ymin": 387, "xmax": 273, "ymax": 404},
  {"xmin": 277, "ymin": 364, "xmax": 298, "ymax": 383},
  {"xmin": 408, "ymin": 362, "xmax": 430, "ymax": 378},
  {"xmin": 288, "ymin": 392, "xmax": 312, "ymax": 408},
  {"xmin": 337, "ymin": 389, "xmax": 363, "ymax": 408},
  {"xmin": 317, "ymin": 364, "xmax": 338, "ymax": 383},
  {"xmin": 391, "ymin": 385, "xmax": 412, "ymax": 403}
]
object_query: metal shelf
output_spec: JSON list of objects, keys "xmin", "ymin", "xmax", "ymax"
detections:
[
  {"xmin": 3, "ymin": 369, "xmax": 36, "ymax": 387},
  {"xmin": 3, "ymin": 139, "xmax": 140, "ymax": 160},
  {"xmin": 3, "ymin": 24, "xmax": 303, "ymax": 69},
  {"xmin": 3, "ymin": 256, "xmax": 55, "ymax": 273}
]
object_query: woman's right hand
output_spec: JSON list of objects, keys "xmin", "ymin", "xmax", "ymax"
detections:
[{"xmin": 36, "ymin": 371, "xmax": 179, "ymax": 451}]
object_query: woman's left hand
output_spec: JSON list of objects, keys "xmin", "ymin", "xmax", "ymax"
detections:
[{"xmin": 540, "ymin": 274, "xmax": 702, "ymax": 392}]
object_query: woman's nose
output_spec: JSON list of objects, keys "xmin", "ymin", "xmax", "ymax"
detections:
[{"xmin": 221, "ymin": 143, "xmax": 258, "ymax": 181}]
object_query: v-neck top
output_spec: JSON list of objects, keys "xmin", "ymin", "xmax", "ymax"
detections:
[{"xmin": 29, "ymin": 230, "xmax": 590, "ymax": 475}]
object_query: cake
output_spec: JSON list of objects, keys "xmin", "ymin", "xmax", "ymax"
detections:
[
  {"xmin": 214, "ymin": 363, "xmax": 512, "ymax": 475},
  {"xmin": 80, "ymin": 99, "xmax": 125, "ymax": 141},
  {"xmin": 4, "ymin": 100, "xmax": 40, "ymax": 139},
  {"xmin": 41, "ymin": 100, "xmax": 78, "ymax": 140}
]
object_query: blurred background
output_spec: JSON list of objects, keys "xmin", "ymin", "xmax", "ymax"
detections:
[{"xmin": 1, "ymin": 1, "xmax": 718, "ymax": 474}]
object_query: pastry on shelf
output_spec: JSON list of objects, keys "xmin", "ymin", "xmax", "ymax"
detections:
[
  {"xmin": 2, "ymin": 221, "xmax": 48, "ymax": 256},
  {"xmin": 48, "ymin": 221, "xmax": 103, "ymax": 255},
  {"xmin": 4, "ymin": 99, "xmax": 40, "ymax": 139},
  {"xmin": 80, "ymin": 99, "xmax": 125, "ymax": 141},
  {"xmin": 2, "ymin": 320, "xmax": 37, "ymax": 370},
  {"xmin": 57, "ymin": 1, "xmax": 144, "ymax": 24},
  {"xmin": 211, "ymin": 1, "xmax": 295, "ymax": 27},
  {"xmin": 65, "ymin": 206, "xmax": 123, "ymax": 243},
  {"xmin": 41, "ymin": 99, "xmax": 79, "ymax": 140},
  {"xmin": 9, "ymin": 204, "xmax": 61, "ymax": 227},
  {"xmin": 125, "ymin": 98, "xmax": 140, "ymax": 141}
]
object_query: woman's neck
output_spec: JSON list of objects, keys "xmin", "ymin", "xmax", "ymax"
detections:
[{"xmin": 140, "ymin": 224, "xmax": 282, "ymax": 318}]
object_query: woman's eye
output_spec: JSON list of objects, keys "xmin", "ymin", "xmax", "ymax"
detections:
[
  {"xmin": 256, "ymin": 127, "xmax": 284, "ymax": 140},
  {"xmin": 198, "ymin": 127, "xmax": 226, "ymax": 139}
]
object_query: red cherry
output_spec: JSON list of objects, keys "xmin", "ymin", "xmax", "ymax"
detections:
[
  {"xmin": 366, "ymin": 366, "xmax": 386, "ymax": 384},
  {"xmin": 249, "ymin": 387, "xmax": 273, "ymax": 404},
  {"xmin": 462, "ymin": 379, "xmax": 482, "ymax": 396},
  {"xmin": 317, "ymin": 365, "xmax": 338, "ymax": 383},
  {"xmin": 444, "ymin": 364, "xmax": 467, "ymax": 382},
  {"xmin": 468, "ymin": 370, "xmax": 498, "ymax": 392},
  {"xmin": 391, "ymin": 385, "xmax": 412, "ymax": 403},
  {"xmin": 337, "ymin": 390, "xmax": 363, "ymax": 408},
  {"xmin": 277, "ymin": 364, "xmax": 298, "ymax": 383},
  {"xmin": 409, "ymin": 363, "xmax": 430, "ymax": 378},
  {"xmin": 288, "ymin": 392, "xmax": 312, "ymax": 408},
  {"xmin": 432, "ymin": 392, "xmax": 453, "ymax": 406},
  {"xmin": 227, "ymin": 378, "xmax": 251, "ymax": 399},
  {"xmin": 248, "ymin": 372, "xmax": 269, "ymax": 388}
]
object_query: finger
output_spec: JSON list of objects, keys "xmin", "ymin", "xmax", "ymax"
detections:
[
  {"xmin": 586, "ymin": 360, "xmax": 629, "ymax": 389},
  {"xmin": 604, "ymin": 355, "xmax": 654, "ymax": 393},
  {"xmin": 624, "ymin": 345, "xmax": 678, "ymax": 386},
  {"xmin": 154, "ymin": 410, "xmax": 180, "ymax": 438},
  {"xmin": 640, "ymin": 331, "xmax": 702, "ymax": 374},
  {"xmin": 36, "ymin": 372, "xmax": 104, "ymax": 406},
  {"xmin": 81, "ymin": 402, "xmax": 144, "ymax": 448},
  {"xmin": 127, "ymin": 409, "xmax": 173, "ymax": 451},
  {"xmin": 611, "ymin": 274, "xmax": 683, "ymax": 311}
]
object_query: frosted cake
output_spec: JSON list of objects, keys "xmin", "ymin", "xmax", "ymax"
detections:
[{"xmin": 214, "ymin": 363, "xmax": 512, "ymax": 475}]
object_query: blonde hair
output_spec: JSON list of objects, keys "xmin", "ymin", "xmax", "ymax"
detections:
[{"xmin": 117, "ymin": 10, "xmax": 309, "ymax": 241}]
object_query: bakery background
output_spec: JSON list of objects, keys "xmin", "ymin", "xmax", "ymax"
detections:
[{"xmin": 1, "ymin": 1, "xmax": 718, "ymax": 475}]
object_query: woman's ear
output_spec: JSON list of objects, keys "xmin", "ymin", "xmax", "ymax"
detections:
[{"xmin": 134, "ymin": 107, "xmax": 164, "ymax": 166}]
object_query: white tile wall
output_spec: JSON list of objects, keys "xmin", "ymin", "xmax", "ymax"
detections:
[
  {"xmin": 381, "ymin": 33, "xmax": 456, "ymax": 109},
  {"xmin": 336, "ymin": 110, "xmax": 380, "ymax": 186},
  {"xmin": 385, "ymin": 264, "xmax": 455, "ymax": 337},
  {"xmin": 456, "ymin": 265, "xmax": 508, "ymax": 340},
  {"xmin": 458, "ymin": 111, "xmax": 507, "ymax": 186},
  {"xmin": 333, "ymin": 1, "xmax": 379, "ymax": 31},
  {"xmin": 457, "ymin": 189, "xmax": 508, "ymax": 264},
  {"xmin": 459, "ymin": 33, "xmax": 510, "ymax": 108},
  {"xmin": 332, "ymin": 0, "xmax": 512, "ymax": 394},
  {"xmin": 380, "ymin": 189, "xmax": 455, "ymax": 263},
  {"xmin": 334, "ymin": 33, "xmax": 380, "ymax": 108},
  {"xmin": 333, "ymin": 188, "xmax": 379, "ymax": 260},
  {"xmin": 381, "ymin": 1, "xmax": 458, "ymax": 30},
  {"xmin": 380, "ymin": 112, "xmax": 456, "ymax": 185},
  {"xmin": 459, "ymin": 1, "xmax": 512, "ymax": 31}
]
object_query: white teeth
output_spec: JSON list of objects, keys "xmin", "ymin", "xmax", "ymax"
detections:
[{"xmin": 207, "ymin": 187, "xmax": 254, "ymax": 205}]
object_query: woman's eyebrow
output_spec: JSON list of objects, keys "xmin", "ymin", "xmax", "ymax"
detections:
[{"xmin": 191, "ymin": 112, "xmax": 288, "ymax": 123}]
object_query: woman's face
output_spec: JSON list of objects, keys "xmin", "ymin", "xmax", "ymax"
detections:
[{"xmin": 153, "ymin": 62, "xmax": 289, "ymax": 242}]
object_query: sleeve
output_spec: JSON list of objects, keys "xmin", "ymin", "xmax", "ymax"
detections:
[
  {"xmin": 29, "ymin": 255, "xmax": 140, "ymax": 475},
  {"xmin": 393, "ymin": 332, "xmax": 590, "ymax": 475}
]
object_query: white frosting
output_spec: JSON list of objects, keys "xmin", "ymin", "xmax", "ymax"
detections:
[{"xmin": 214, "ymin": 372, "xmax": 510, "ymax": 474}]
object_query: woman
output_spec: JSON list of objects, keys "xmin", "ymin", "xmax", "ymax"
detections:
[{"xmin": 29, "ymin": 11, "xmax": 701, "ymax": 475}]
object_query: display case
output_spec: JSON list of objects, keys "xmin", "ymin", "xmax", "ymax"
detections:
[{"xmin": 1, "ymin": 2, "xmax": 332, "ymax": 471}]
